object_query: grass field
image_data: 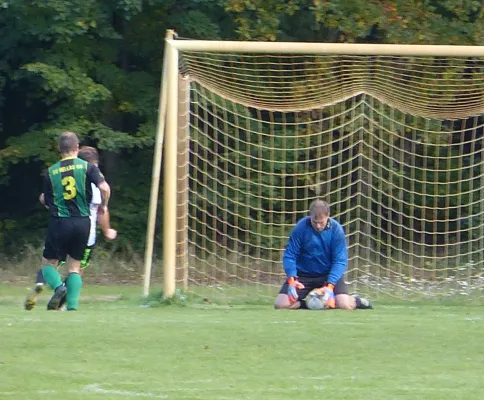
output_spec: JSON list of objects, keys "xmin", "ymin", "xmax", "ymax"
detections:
[{"xmin": 1, "ymin": 284, "xmax": 484, "ymax": 400}]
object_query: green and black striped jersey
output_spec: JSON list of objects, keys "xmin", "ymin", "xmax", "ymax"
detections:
[{"xmin": 43, "ymin": 157, "xmax": 105, "ymax": 218}]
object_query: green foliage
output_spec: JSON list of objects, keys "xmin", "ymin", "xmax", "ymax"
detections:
[
  {"xmin": 225, "ymin": 0, "xmax": 303, "ymax": 40},
  {"xmin": 1, "ymin": 0, "xmax": 483, "ymax": 260},
  {"xmin": 225, "ymin": 0, "xmax": 483, "ymax": 44},
  {"xmin": 0, "ymin": 0, "xmax": 177, "ymax": 252},
  {"xmin": 20, "ymin": 62, "xmax": 111, "ymax": 106},
  {"xmin": 106, "ymin": 148, "xmax": 153, "ymax": 251},
  {"xmin": 0, "ymin": 219, "xmax": 16, "ymax": 249}
]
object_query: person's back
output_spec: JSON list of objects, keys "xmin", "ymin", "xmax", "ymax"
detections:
[{"xmin": 44, "ymin": 157, "xmax": 93, "ymax": 218}]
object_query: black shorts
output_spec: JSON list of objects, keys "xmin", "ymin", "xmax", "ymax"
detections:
[
  {"xmin": 278, "ymin": 274, "xmax": 349, "ymax": 300},
  {"xmin": 43, "ymin": 217, "xmax": 90, "ymax": 261},
  {"xmin": 58, "ymin": 245, "xmax": 95, "ymax": 270}
]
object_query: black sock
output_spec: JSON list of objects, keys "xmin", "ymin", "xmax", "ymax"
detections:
[{"xmin": 353, "ymin": 295, "xmax": 362, "ymax": 308}]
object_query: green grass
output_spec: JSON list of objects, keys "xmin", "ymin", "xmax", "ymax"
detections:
[{"xmin": 1, "ymin": 284, "xmax": 484, "ymax": 400}]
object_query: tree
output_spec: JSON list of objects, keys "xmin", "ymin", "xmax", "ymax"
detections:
[
  {"xmin": 0, "ymin": 0, "xmax": 231, "ymax": 251},
  {"xmin": 225, "ymin": 0, "xmax": 483, "ymax": 44}
]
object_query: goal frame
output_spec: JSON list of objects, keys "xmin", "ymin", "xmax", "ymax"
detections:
[{"xmin": 143, "ymin": 29, "xmax": 484, "ymax": 298}]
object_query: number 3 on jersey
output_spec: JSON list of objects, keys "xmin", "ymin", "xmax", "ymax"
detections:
[{"xmin": 61, "ymin": 176, "xmax": 77, "ymax": 200}]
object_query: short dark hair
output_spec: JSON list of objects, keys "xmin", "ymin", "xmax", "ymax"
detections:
[
  {"xmin": 309, "ymin": 199, "xmax": 330, "ymax": 217},
  {"xmin": 78, "ymin": 146, "xmax": 99, "ymax": 164},
  {"xmin": 59, "ymin": 132, "xmax": 79, "ymax": 154}
]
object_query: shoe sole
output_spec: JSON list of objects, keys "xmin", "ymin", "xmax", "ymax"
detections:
[
  {"xmin": 24, "ymin": 285, "xmax": 44, "ymax": 311},
  {"xmin": 352, "ymin": 294, "xmax": 373, "ymax": 310},
  {"xmin": 47, "ymin": 286, "xmax": 67, "ymax": 310}
]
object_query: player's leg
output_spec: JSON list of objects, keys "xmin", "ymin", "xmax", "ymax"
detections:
[
  {"xmin": 334, "ymin": 279, "xmax": 373, "ymax": 310},
  {"xmin": 57, "ymin": 245, "xmax": 94, "ymax": 310},
  {"xmin": 333, "ymin": 279, "xmax": 356, "ymax": 310},
  {"xmin": 80, "ymin": 245, "xmax": 94, "ymax": 274},
  {"xmin": 41, "ymin": 258, "xmax": 64, "ymax": 290},
  {"xmin": 24, "ymin": 258, "xmax": 60, "ymax": 310},
  {"xmin": 274, "ymin": 293, "xmax": 302, "ymax": 309},
  {"xmin": 44, "ymin": 258, "xmax": 67, "ymax": 310},
  {"xmin": 44, "ymin": 219, "xmax": 75, "ymax": 310},
  {"xmin": 25, "ymin": 220, "xmax": 63, "ymax": 310},
  {"xmin": 274, "ymin": 280, "xmax": 300, "ymax": 309},
  {"xmin": 352, "ymin": 294, "xmax": 373, "ymax": 309},
  {"xmin": 24, "ymin": 258, "xmax": 59, "ymax": 310},
  {"xmin": 63, "ymin": 218, "xmax": 90, "ymax": 310},
  {"xmin": 40, "ymin": 219, "xmax": 64, "ymax": 290},
  {"xmin": 274, "ymin": 276, "xmax": 318, "ymax": 309},
  {"xmin": 63, "ymin": 256, "xmax": 83, "ymax": 311}
]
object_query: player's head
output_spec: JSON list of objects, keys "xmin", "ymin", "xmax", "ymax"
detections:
[
  {"xmin": 58, "ymin": 132, "xmax": 79, "ymax": 157},
  {"xmin": 78, "ymin": 146, "xmax": 99, "ymax": 167},
  {"xmin": 309, "ymin": 199, "xmax": 330, "ymax": 232}
]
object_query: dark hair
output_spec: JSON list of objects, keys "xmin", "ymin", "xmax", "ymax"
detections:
[
  {"xmin": 59, "ymin": 132, "xmax": 79, "ymax": 154},
  {"xmin": 78, "ymin": 146, "xmax": 99, "ymax": 164},
  {"xmin": 309, "ymin": 199, "xmax": 330, "ymax": 217}
]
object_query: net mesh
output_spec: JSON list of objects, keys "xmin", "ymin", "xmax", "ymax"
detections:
[{"xmin": 172, "ymin": 50, "xmax": 484, "ymax": 302}]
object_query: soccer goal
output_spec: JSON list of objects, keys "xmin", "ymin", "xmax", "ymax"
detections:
[{"xmin": 143, "ymin": 30, "xmax": 484, "ymax": 302}]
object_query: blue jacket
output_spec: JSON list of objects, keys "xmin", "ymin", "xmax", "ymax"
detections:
[{"xmin": 282, "ymin": 216, "xmax": 348, "ymax": 285}]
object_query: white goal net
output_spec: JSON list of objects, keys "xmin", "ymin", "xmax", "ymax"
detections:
[{"xmin": 147, "ymin": 37, "xmax": 484, "ymax": 303}]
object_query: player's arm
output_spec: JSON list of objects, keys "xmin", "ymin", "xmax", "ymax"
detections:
[
  {"xmin": 97, "ymin": 180, "xmax": 111, "ymax": 215},
  {"xmin": 282, "ymin": 228, "xmax": 302, "ymax": 278},
  {"xmin": 327, "ymin": 224, "xmax": 348, "ymax": 285},
  {"xmin": 282, "ymin": 227, "xmax": 305, "ymax": 303},
  {"xmin": 97, "ymin": 206, "xmax": 117, "ymax": 240},
  {"xmin": 41, "ymin": 171, "xmax": 53, "ymax": 211},
  {"xmin": 39, "ymin": 193, "xmax": 49, "ymax": 210}
]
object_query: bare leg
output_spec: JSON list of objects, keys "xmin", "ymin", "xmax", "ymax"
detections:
[
  {"xmin": 42, "ymin": 257, "xmax": 59, "ymax": 268},
  {"xmin": 274, "ymin": 294, "xmax": 302, "ymax": 309},
  {"xmin": 335, "ymin": 294, "xmax": 357, "ymax": 310},
  {"xmin": 67, "ymin": 255, "xmax": 81, "ymax": 274}
]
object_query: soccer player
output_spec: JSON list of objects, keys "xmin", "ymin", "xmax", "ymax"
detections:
[
  {"xmin": 75, "ymin": 146, "xmax": 117, "ymax": 262},
  {"xmin": 24, "ymin": 132, "xmax": 110, "ymax": 311},
  {"xmin": 274, "ymin": 199, "xmax": 373, "ymax": 310},
  {"xmin": 54, "ymin": 146, "xmax": 117, "ymax": 309},
  {"xmin": 38, "ymin": 146, "xmax": 117, "ymax": 261},
  {"xmin": 61, "ymin": 146, "xmax": 117, "ymax": 269},
  {"xmin": 29, "ymin": 146, "xmax": 117, "ymax": 310}
]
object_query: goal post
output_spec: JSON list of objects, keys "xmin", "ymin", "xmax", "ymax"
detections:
[{"xmin": 144, "ymin": 31, "xmax": 484, "ymax": 301}]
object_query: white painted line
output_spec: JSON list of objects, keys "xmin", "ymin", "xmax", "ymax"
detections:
[{"xmin": 80, "ymin": 384, "xmax": 168, "ymax": 398}]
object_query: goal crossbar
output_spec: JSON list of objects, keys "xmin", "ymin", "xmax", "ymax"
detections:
[{"xmin": 169, "ymin": 39, "xmax": 484, "ymax": 57}]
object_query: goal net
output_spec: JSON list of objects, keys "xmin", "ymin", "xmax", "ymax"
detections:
[{"xmin": 148, "ymin": 37, "xmax": 484, "ymax": 303}]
